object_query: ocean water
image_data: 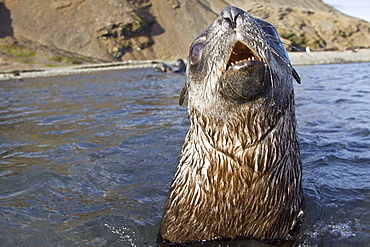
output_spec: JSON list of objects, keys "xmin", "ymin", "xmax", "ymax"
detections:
[{"xmin": 0, "ymin": 63, "xmax": 369, "ymax": 246}]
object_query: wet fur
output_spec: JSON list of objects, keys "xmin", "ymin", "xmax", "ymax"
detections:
[{"xmin": 159, "ymin": 7, "xmax": 303, "ymax": 244}]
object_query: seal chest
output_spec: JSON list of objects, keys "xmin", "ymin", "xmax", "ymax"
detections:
[{"xmin": 158, "ymin": 6, "xmax": 303, "ymax": 245}]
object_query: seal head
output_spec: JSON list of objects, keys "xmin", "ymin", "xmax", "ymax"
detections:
[{"xmin": 159, "ymin": 6, "xmax": 303, "ymax": 245}]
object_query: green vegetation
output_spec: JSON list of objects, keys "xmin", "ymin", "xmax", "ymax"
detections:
[
  {"xmin": 66, "ymin": 58, "xmax": 82, "ymax": 65},
  {"xmin": 43, "ymin": 64, "xmax": 63, "ymax": 67},
  {"xmin": 312, "ymin": 39, "xmax": 326, "ymax": 49},
  {"xmin": 51, "ymin": 56, "xmax": 63, "ymax": 62},
  {"xmin": 280, "ymin": 32, "xmax": 306, "ymax": 49},
  {"xmin": 139, "ymin": 37, "xmax": 154, "ymax": 50},
  {"xmin": 280, "ymin": 32, "xmax": 329, "ymax": 50},
  {"xmin": 338, "ymin": 30, "xmax": 348, "ymax": 38},
  {"xmin": 51, "ymin": 55, "xmax": 82, "ymax": 65},
  {"xmin": 22, "ymin": 59, "xmax": 34, "ymax": 64},
  {"xmin": 0, "ymin": 44, "xmax": 36, "ymax": 58}
]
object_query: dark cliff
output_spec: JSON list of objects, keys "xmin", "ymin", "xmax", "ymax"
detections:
[{"xmin": 1, "ymin": 0, "xmax": 369, "ymax": 69}]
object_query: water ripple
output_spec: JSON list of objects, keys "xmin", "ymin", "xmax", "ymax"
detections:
[{"xmin": 0, "ymin": 65, "xmax": 369, "ymax": 245}]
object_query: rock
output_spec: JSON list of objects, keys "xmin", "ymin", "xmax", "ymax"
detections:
[{"xmin": 0, "ymin": 0, "xmax": 369, "ymax": 69}]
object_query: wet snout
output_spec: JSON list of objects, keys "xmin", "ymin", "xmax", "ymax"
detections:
[{"xmin": 221, "ymin": 6, "xmax": 245, "ymax": 29}]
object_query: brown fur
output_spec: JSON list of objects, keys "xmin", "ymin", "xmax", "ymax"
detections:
[{"xmin": 159, "ymin": 6, "xmax": 303, "ymax": 245}]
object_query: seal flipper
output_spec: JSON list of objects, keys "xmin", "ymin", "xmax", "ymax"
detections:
[{"xmin": 292, "ymin": 68, "xmax": 301, "ymax": 84}]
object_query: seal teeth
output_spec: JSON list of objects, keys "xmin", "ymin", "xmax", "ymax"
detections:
[{"xmin": 226, "ymin": 41, "xmax": 259, "ymax": 70}]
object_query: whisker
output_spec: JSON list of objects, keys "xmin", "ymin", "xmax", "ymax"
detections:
[
  {"xmin": 266, "ymin": 34, "xmax": 303, "ymax": 52},
  {"xmin": 257, "ymin": 22, "xmax": 305, "ymax": 52},
  {"xmin": 263, "ymin": 39, "xmax": 294, "ymax": 69},
  {"xmin": 261, "ymin": 37, "xmax": 302, "ymax": 84}
]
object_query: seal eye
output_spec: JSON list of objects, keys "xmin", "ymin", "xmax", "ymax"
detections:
[{"xmin": 190, "ymin": 42, "xmax": 204, "ymax": 65}]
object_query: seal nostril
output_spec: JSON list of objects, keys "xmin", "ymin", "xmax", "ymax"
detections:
[
  {"xmin": 221, "ymin": 6, "xmax": 244, "ymax": 29},
  {"xmin": 223, "ymin": 17, "xmax": 235, "ymax": 29}
]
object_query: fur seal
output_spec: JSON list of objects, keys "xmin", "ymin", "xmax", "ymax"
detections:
[
  {"xmin": 173, "ymin": 59, "xmax": 186, "ymax": 73},
  {"xmin": 153, "ymin": 59, "xmax": 186, "ymax": 73},
  {"xmin": 154, "ymin": 62, "xmax": 172, "ymax": 73},
  {"xmin": 158, "ymin": 6, "xmax": 303, "ymax": 245}
]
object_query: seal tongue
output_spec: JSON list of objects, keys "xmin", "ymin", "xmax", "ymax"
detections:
[{"xmin": 227, "ymin": 41, "xmax": 259, "ymax": 69}]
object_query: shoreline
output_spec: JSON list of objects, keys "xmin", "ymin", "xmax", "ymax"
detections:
[
  {"xmin": 0, "ymin": 60, "xmax": 177, "ymax": 81},
  {"xmin": 288, "ymin": 49, "xmax": 370, "ymax": 66},
  {"xmin": 1, "ymin": 49, "xmax": 370, "ymax": 81}
]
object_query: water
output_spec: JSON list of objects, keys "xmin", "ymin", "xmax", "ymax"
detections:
[{"xmin": 0, "ymin": 63, "xmax": 369, "ymax": 246}]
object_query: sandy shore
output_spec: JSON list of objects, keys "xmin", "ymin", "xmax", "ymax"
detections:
[{"xmin": 1, "ymin": 49, "xmax": 369, "ymax": 81}]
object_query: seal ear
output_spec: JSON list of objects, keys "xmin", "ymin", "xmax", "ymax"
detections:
[
  {"xmin": 179, "ymin": 86, "xmax": 188, "ymax": 106},
  {"xmin": 292, "ymin": 68, "xmax": 301, "ymax": 84}
]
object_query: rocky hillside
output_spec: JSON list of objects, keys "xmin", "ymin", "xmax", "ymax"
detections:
[{"xmin": 1, "ymin": 0, "xmax": 370, "ymax": 70}]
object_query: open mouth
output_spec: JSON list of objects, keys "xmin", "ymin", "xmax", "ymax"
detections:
[{"xmin": 226, "ymin": 41, "xmax": 260, "ymax": 70}]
